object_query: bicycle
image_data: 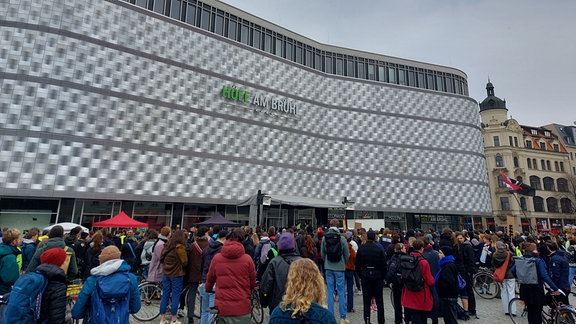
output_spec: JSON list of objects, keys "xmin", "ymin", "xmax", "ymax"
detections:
[
  {"xmin": 132, "ymin": 281, "xmax": 200, "ymax": 321},
  {"xmin": 250, "ymin": 288, "xmax": 264, "ymax": 324},
  {"xmin": 209, "ymin": 306, "xmax": 219, "ymax": 324},
  {"xmin": 508, "ymin": 289, "xmax": 576, "ymax": 324},
  {"xmin": 473, "ymin": 267, "xmax": 500, "ymax": 299}
]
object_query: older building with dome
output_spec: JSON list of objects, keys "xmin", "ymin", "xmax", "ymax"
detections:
[{"xmin": 480, "ymin": 82, "xmax": 574, "ymax": 234}]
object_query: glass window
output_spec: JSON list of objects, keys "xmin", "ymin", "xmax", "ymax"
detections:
[
  {"xmin": 446, "ymin": 77, "xmax": 453, "ymax": 92},
  {"xmin": 527, "ymin": 158, "xmax": 532, "ymax": 169},
  {"xmin": 264, "ymin": 33, "xmax": 272, "ymax": 53},
  {"xmin": 240, "ymin": 24, "xmax": 249, "ymax": 45},
  {"xmin": 560, "ymin": 162, "xmax": 565, "ymax": 172},
  {"xmin": 540, "ymin": 142, "xmax": 546, "ymax": 150},
  {"xmin": 555, "ymin": 161, "xmax": 559, "ymax": 171},
  {"xmin": 546, "ymin": 160, "xmax": 551, "ymax": 170},
  {"xmin": 185, "ymin": 2, "xmax": 197, "ymax": 25},
  {"xmin": 253, "ymin": 30, "xmax": 261, "ymax": 49},
  {"xmin": 314, "ymin": 53, "xmax": 321, "ymax": 70},
  {"xmin": 533, "ymin": 197, "xmax": 545, "ymax": 212},
  {"xmin": 153, "ymin": 0, "xmax": 166, "ymax": 14},
  {"xmin": 227, "ymin": 18, "xmax": 237, "ymax": 40},
  {"xmin": 357, "ymin": 62, "xmax": 365, "ymax": 79},
  {"xmin": 531, "ymin": 129, "xmax": 538, "ymax": 135},
  {"xmin": 214, "ymin": 14, "xmax": 224, "ymax": 35},
  {"xmin": 561, "ymin": 198, "xmax": 574, "ymax": 213},
  {"xmin": 500, "ymin": 197, "xmax": 510, "ymax": 211},
  {"xmin": 200, "ymin": 8, "xmax": 210, "ymax": 30},
  {"xmin": 295, "ymin": 45, "xmax": 303, "ymax": 64},
  {"xmin": 509, "ymin": 136, "xmax": 513, "ymax": 146},
  {"xmin": 367, "ymin": 64, "xmax": 375, "ymax": 80},
  {"xmin": 169, "ymin": 0, "xmax": 182, "ymax": 20},
  {"xmin": 513, "ymin": 157, "xmax": 519, "ymax": 168},
  {"xmin": 305, "ymin": 49, "xmax": 313, "ymax": 67},
  {"xmin": 135, "ymin": 0, "xmax": 147, "ymax": 8},
  {"xmin": 546, "ymin": 197, "xmax": 558, "ymax": 213},
  {"xmin": 275, "ymin": 38, "xmax": 283, "ymax": 56},
  {"xmin": 495, "ymin": 155, "xmax": 504, "ymax": 167},
  {"xmin": 543, "ymin": 177, "xmax": 555, "ymax": 191},
  {"xmin": 285, "ymin": 41, "xmax": 293, "ymax": 61},
  {"xmin": 417, "ymin": 72, "xmax": 425, "ymax": 88},
  {"xmin": 388, "ymin": 67, "xmax": 396, "ymax": 83},
  {"xmin": 533, "ymin": 159, "xmax": 537, "ymax": 169},
  {"xmin": 514, "ymin": 137, "xmax": 519, "ymax": 147},
  {"xmin": 553, "ymin": 144, "xmax": 559, "ymax": 152},
  {"xmin": 525, "ymin": 140, "xmax": 532, "ymax": 148},
  {"xmin": 335, "ymin": 58, "xmax": 344, "ymax": 75},
  {"xmin": 530, "ymin": 176, "xmax": 542, "ymax": 190},
  {"xmin": 325, "ymin": 57, "xmax": 333, "ymax": 74},
  {"xmin": 541, "ymin": 160, "xmax": 546, "ymax": 169},
  {"xmin": 497, "ymin": 175, "xmax": 506, "ymax": 188},
  {"xmin": 377, "ymin": 66, "xmax": 385, "ymax": 81},
  {"xmin": 558, "ymin": 178, "xmax": 569, "ymax": 192},
  {"xmin": 427, "ymin": 74, "xmax": 435, "ymax": 90},
  {"xmin": 436, "ymin": 75, "xmax": 444, "ymax": 91},
  {"xmin": 398, "ymin": 69, "xmax": 406, "ymax": 85},
  {"xmin": 408, "ymin": 71, "xmax": 416, "ymax": 86},
  {"xmin": 346, "ymin": 60, "xmax": 355, "ymax": 77},
  {"xmin": 493, "ymin": 136, "xmax": 500, "ymax": 147}
]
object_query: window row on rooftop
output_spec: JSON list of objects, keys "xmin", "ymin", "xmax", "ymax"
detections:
[{"xmin": 124, "ymin": 0, "xmax": 469, "ymax": 96}]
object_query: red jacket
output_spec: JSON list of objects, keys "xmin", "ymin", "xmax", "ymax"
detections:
[
  {"xmin": 205, "ymin": 240, "xmax": 256, "ymax": 316},
  {"xmin": 401, "ymin": 251, "xmax": 435, "ymax": 311}
]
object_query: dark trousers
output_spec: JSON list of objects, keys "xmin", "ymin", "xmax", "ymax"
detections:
[
  {"xmin": 406, "ymin": 308, "xmax": 428, "ymax": 324},
  {"xmin": 392, "ymin": 283, "xmax": 404, "ymax": 324},
  {"xmin": 526, "ymin": 303, "xmax": 543, "ymax": 324},
  {"xmin": 345, "ymin": 270, "xmax": 355, "ymax": 312},
  {"xmin": 439, "ymin": 298, "xmax": 458, "ymax": 324},
  {"xmin": 465, "ymin": 273, "xmax": 476, "ymax": 314},
  {"xmin": 361, "ymin": 279, "xmax": 385, "ymax": 324},
  {"xmin": 187, "ymin": 282, "xmax": 200, "ymax": 321}
]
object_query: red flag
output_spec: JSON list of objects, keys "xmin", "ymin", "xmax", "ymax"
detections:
[{"xmin": 501, "ymin": 172, "xmax": 536, "ymax": 196}]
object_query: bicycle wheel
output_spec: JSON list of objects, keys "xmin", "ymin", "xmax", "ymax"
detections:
[
  {"xmin": 250, "ymin": 291, "xmax": 264, "ymax": 324},
  {"xmin": 556, "ymin": 307, "xmax": 576, "ymax": 324},
  {"xmin": 132, "ymin": 282, "xmax": 162, "ymax": 321},
  {"xmin": 508, "ymin": 297, "xmax": 529, "ymax": 324},
  {"xmin": 473, "ymin": 272, "xmax": 499, "ymax": 299}
]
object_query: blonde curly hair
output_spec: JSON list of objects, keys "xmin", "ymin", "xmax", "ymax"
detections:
[{"xmin": 279, "ymin": 258, "xmax": 327, "ymax": 318}]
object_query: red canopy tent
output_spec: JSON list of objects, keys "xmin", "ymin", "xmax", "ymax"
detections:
[{"xmin": 93, "ymin": 211, "xmax": 149, "ymax": 228}]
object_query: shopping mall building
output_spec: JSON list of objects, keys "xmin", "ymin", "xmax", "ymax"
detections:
[{"xmin": 0, "ymin": 0, "xmax": 491, "ymax": 231}]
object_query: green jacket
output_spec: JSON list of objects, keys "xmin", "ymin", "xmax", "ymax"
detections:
[
  {"xmin": 321, "ymin": 228, "xmax": 350, "ymax": 271},
  {"xmin": 27, "ymin": 237, "xmax": 78, "ymax": 280},
  {"xmin": 0, "ymin": 243, "xmax": 21, "ymax": 294}
]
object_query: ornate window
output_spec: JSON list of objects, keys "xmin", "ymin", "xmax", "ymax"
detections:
[
  {"xmin": 557, "ymin": 178, "xmax": 569, "ymax": 192},
  {"xmin": 495, "ymin": 155, "xmax": 504, "ymax": 167},
  {"xmin": 530, "ymin": 176, "xmax": 542, "ymax": 190},
  {"xmin": 546, "ymin": 197, "xmax": 559, "ymax": 213},
  {"xmin": 533, "ymin": 197, "xmax": 545, "ymax": 212},
  {"xmin": 543, "ymin": 177, "xmax": 555, "ymax": 191}
]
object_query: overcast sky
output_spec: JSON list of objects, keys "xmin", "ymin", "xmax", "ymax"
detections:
[{"xmin": 223, "ymin": 0, "xmax": 575, "ymax": 127}]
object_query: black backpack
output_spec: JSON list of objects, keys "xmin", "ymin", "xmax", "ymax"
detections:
[
  {"xmin": 385, "ymin": 254, "xmax": 401, "ymax": 285},
  {"xmin": 399, "ymin": 255, "xmax": 424, "ymax": 291},
  {"xmin": 324, "ymin": 232, "xmax": 343, "ymax": 263}
]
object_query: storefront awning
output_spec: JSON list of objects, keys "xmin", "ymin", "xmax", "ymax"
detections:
[{"xmin": 238, "ymin": 194, "xmax": 343, "ymax": 209}]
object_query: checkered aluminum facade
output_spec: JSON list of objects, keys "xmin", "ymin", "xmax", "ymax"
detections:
[{"xmin": 0, "ymin": 0, "xmax": 491, "ymax": 215}]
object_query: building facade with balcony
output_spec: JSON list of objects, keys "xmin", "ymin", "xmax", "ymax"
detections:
[
  {"xmin": 480, "ymin": 82, "xmax": 575, "ymax": 234},
  {"xmin": 0, "ymin": 0, "xmax": 491, "ymax": 231}
]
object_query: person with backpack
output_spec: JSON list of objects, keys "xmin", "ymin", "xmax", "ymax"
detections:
[
  {"xmin": 140, "ymin": 229, "xmax": 158, "ymax": 280},
  {"xmin": 205, "ymin": 229, "xmax": 256, "ymax": 323},
  {"xmin": 159, "ymin": 229, "xmax": 189, "ymax": 324},
  {"xmin": 20, "ymin": 227, "xmax": 39, "ymax": 272},
  {"xmin": 547, "ymin": 241, "xmax": 570, "ymax": 305},
  {"xmin": 66, "ymin": 226, "xmax": 86, "ymax": 276},
  {"xmin": 120, "ymin": 229, "xmax": 140, "ymax": 274},
  {"xmin": 492, "ymin": 240, "xmax": 516, "ymax": 315},
  {"xmin": 199, "ymin": 229, "xmax": 226, "ymax": 324},
  {"xmin": 355, "ymin": 230, "xmax": 386, "ymax": 324},
  {"xmin": 435, "ymin": 246, "xmax": 460, "ymax": 324},
  {"xmin": 513, "ymin": 241, "xmax": 563, "ymax": 324},
  {"xmin": 83, "ymin": 231, "xmax": 104, "ymax": 280},
  {"xmin": 386, "ymin": 243, "xmax": 407, "ymax": 324},
  {"xmin": 400, "ymin": 238, "xmax": 435, "ymax": 324},
  {"xmin": 321, "ymin": 219, "xmax": 350, "ymax": 324},
  {"xmin": 261, "ymin": 232, "xmax": 301, "ymax": 314},
  {"xmin": 255, "ymin": 232, "xmax": 277, "ymax": 279},
  {"xmin": 72, "ymin": 245, "xmax": 141, "ymax": 323},
  {"xmin": 421, "ymin": 235, "xmax": 440, "ymax": 324},
  {"xmin": 27, "ymin": 225, "xmax": 78, "ymax": 281},
  {"xmin": 147, "ymin": 226, "xmax": 171, "ymax": 283},
  {"xmin": 186, "ymin": 226, "xmax": 209, "ymax": 324},
  {"xmin": 455, "ymin": 232, "xmax": 477, "ymax": 319}
]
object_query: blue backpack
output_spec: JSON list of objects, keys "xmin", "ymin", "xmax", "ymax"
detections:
[
  {"xmin": 4, "ymin": 271, "xmax": 48, "ymax": 323},
  {"xmin": 91, "ymin": 271, "xmax": 132, "ymax": 324}
]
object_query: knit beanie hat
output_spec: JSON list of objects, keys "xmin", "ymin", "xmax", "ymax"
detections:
[
  {"xmin": 278, "ymin": 232, "xmax": 295, "ymax": 251},
  {"xmin": 40, "ymin": 248, "xmax": 67, "ymax": 267},
  {"xmin": 440, "ymin": 246, "xmax": 454, "ymax": 256},
  {"xmin": 99, "ymin": 245, "xmax": 121, "ymax": 264}
]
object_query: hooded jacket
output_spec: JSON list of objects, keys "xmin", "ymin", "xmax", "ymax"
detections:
[
  {"xmin": 27, "ymin": 237, "xmax": 78, "ymax": 280},
  {"xmin": 261, "ymin": 251, "xmax": 301, "ymax": 311},
  {"xmin": 20, "ymin": 238, "xmax": 36, "ymax": 271},
  {"xmin": 36, "ymin": 263, "xmax": 68, "ymax": 324},
  {"xmin": 71, "ymin": 259, "xmax": 141, "ymax": 323},
  {"xmin": 201, "ymin": 240, "xmax": 223, "ymax": 283},
  {"xmin": 549, "ymin": 250, "xmax": 570, "ymax": 290},
  {"xmin": 205, "ymin": 240, "xmax": 256, "ymax": 317},
  {"xmin": 400, "ymin": 251, "xmax": 435, "ymax": 311},
  {"xmin": 0, "ymin": 243, "xmax": 20, "ymax": 294},
  {"xmin": 188, "ymin": 236, "xmax": 210, "ymax": 283},
  {"xmin": 435, "ymin": 255, "xmax": 460, "ymax": 298},
  {"xmin": 146, "ymin": 234, "xmax": 168, "ymax": 283}
]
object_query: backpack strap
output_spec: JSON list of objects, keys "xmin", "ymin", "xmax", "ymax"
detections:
[
  {"xmin": 127, "ymin": 241, "xmax": 136, "ymax": 258},
  {"xmin": 192, "ymin": 242, "xmax": 203, "ymax": 254}
]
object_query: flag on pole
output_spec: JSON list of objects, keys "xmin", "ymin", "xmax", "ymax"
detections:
[{"xmin": 501, "ymin": 172, "xmax": 536, "ymax": 196}]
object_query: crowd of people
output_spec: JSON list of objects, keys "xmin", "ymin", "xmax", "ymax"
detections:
[{"xmin": 0, "ymin": 221, "xmax": 575, "ymax": 324}]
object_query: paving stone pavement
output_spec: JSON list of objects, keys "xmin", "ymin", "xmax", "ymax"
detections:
[{"xmin": 130, "ymin": 287, "xmax": 532, "ymax": 323}]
